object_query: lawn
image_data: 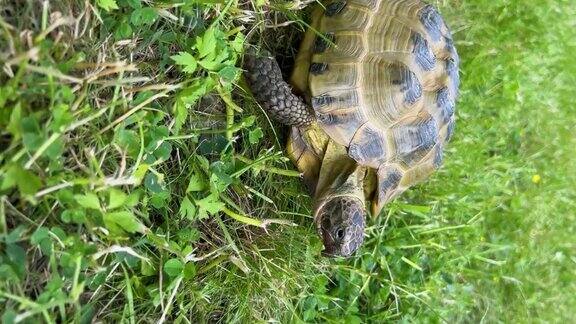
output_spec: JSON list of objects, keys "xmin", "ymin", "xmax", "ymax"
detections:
[{"xmin": 0, "ymin": 0, "xmax": 575, "ymax": 322}]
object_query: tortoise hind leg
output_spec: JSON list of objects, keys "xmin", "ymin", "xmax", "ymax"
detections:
[{"xmin": 244, "ymin": 54, "xmax": 315, "ymax": 127}]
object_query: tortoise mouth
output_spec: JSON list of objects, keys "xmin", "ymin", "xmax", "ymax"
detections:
[{"xmin": 321, "ymin": 246, "xmax": 353, "ymax": 258}]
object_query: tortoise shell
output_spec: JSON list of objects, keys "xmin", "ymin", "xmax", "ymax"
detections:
[{"xmin": 292, "ymin": 0, "xmax": 459, "ymax": 210}]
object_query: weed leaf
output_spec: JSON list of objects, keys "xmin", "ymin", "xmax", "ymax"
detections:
[
  {"xmin": 171, "ymin": 52, "xmax": 197, "ymax": 74},
  {"xmin": 186, "ymin": 171, "xmax": 207, "ymax": 192},
  {"xmin": 179, "ymin": 197, "xmax": 197, "ymax": 220},
  {"xmin": 196, "ymin": 28, "xmax": 217, "ymax": 59},
  {"xmin": 75, "ymin": 193, "xmax": 101, "ymax": 210},
  {"xmin": 1, "ymin": 164, "xmax": 42, "ymax": 196},
  {"xmin": 131, "ymin": 7, "xmax": 158, "ymax": 26},
  {"xmin": 7, "ymin": 103, "xmax": 22, "ymax": 139},
  {"xmin": 164, "ymin": 259, "xmax": 184, "ymax": 277},
  {"xmin": 108, "ymin": 189, "xmax": 128, "ymax": 210},
  {"xmin": 97, "ymin": 0, "xmax": 119, "ymax": 11},
  {"xmin": 103, "ymin": 211, "xmax": 145, "ymax": 234},
  {"xmin": 248, "ymin": 128, "xmax": 264, "ymax": 144},
  {"xmin": 195, "ymin": 193, "xmax": 224, "ymax": 219}
]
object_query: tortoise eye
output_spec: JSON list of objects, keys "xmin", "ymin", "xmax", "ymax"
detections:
[{"xmin": 335, "ymin": 228, "xmax": 345, "ymax": 239}]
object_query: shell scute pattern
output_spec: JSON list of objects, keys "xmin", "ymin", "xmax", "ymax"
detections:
[
  {"xmin": 445, "ymin": 118, "xmax": 455, "ymax": 141},
  {"xmin": 419, "ymin": 4, "xmax": 443, "ymax": 41},
  {"xmin": 390, "ymin": 112, "xmax": 438, "ymax": 166},
  {"xmin": 312, "ymin": 88, "xmax": 361, "ymax": 113},
  {"xmin": 314, "ymin": 33, "xmax": 336, "ymax": 53},
  {"xmin": 368, "ymin": 18, "xmax": 413, "ymax": 59},
  {"xmin": 348, "ymin": 124, "xmax": 388, "ymax": 169},
  {"xmin": 316, "ymin": 107, "xmax": 367, "ymax": 146},
  {"xmin": 321, "ymin": 3, "xmax": 371, "ymax": 32},
  {"xmin": 358, "ymin": 61, "xmax": 423, "ymax": 126},
  {"xmin": 376, "ymin": 165, "xmax": 404, "ymax": 206},
  {"xmin": 444, "ymin": 36, "xmax": 457, "ymax": 57},
  {"xmin": 436, "ymin": 87, "xmax": 455, "ymax": 124},
  {"xmin": 310, "ymin": 63, "xmax": 359, "ymax": 94},
  {"xmin": 312, "ymin": 94, "xmax": 336, "ymax": 108},
  {"xmin": 330, "ymin": 34, "xmax": 366, "ymax": 60},
  {"xmin": 349, "ymin": 0, "xmax": 378, "ymax": 10},
  {"xmin": 411, "ymin": 32, "xmax": 436, "ymax": 71},
  {"xmin": 432, "ymin": 144, "xmax": 443, "ymax": 169},
  {"xmin": 310, "ymin": 62, "xmax": 329, "ymax": 75},
  {"xmin": 325, "ymin": 1, "xmax": 347, "ymax": 17},
  {"xmin": 445, "ymin": 58, "xmax": 459, "ymax": 94},
  {"xmin": 304, "ymin": 0, "xmax": 459, "ymax": 203},
  {"xmin": 389, "ymin": 62, "xmax": 423, "ymax": 105},
  {"xmin": 400, "ymin": 143, "xmax": 441, "ymax": 187}
]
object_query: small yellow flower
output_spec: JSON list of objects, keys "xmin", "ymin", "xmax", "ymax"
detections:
[{"xmin": 531, "ymin": 174, "xmax": 541, "ymax": 184}]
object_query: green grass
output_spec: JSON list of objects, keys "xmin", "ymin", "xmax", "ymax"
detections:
[{"xmin": 1, "ymin": 0, "xmax": 575, "ymax": 322}]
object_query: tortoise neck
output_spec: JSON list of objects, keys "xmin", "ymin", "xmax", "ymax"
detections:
[{"xmin": 313, "ymin": 141, "xmax": 366, "ymax": 216}]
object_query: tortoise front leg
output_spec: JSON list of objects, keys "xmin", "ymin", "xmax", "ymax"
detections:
[{"xmin": 244, "ymin": 54, "xmax": 315, "ymax": 127}]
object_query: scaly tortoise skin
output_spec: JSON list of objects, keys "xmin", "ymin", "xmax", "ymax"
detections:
[{"xmin": 245, "ymin": 0, "xmax": 459, "ymax": 257}]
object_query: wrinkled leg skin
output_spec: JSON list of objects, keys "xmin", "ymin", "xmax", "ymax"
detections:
[{"xmin": 244, "ymin": 54, "xmax": 315, "ymax": 127}]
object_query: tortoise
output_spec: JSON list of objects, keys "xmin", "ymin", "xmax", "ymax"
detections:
[{"xmin": 244, "ymin": 0, "xmax": 459, "ymax": 257}]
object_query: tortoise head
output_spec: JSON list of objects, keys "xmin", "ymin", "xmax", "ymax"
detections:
[{"xmin": 315, "ymin": 196, "xmax": 366, "ymax": 257}]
